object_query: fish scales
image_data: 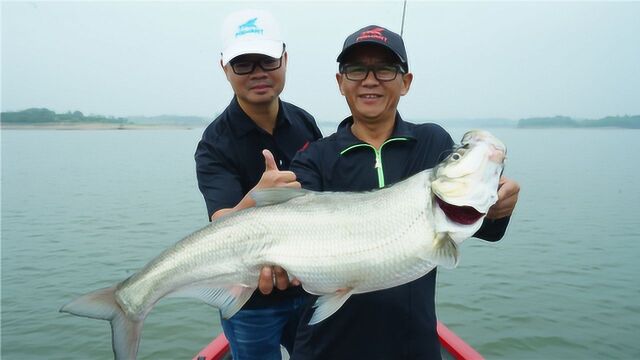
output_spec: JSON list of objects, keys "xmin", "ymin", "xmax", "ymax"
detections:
[
  {"xmin": 117, "ymin": 218, "xmax": 269, "ymax": 315},
  {"xmin": 254, "ymin": 172, "xmax": 436, "ymax": 294}
]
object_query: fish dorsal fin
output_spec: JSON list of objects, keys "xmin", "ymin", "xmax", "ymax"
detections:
[
  {"xmin": 169, "ymin": 284, "xmax": 255, "ymax": 319},
  {"xmin": 250, "ymin": 188, "xmax": 309, "ymax": 207},
  {"xmin": 428, "ymin": 232, "xmax": 459, "ymax": 269},
  {"xmin": 309, "ymin": 288, "xmax": 354, "ymax": 325}
]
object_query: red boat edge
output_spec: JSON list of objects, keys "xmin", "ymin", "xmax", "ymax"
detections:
[
  {"xmin": 193, "ymin": 333, "xmax": 230, "ymax": 360},
  {"xmin": 193, "ymin": 321, "xmax": 483, "ymax": 360},
  {"xmin": 436, "ymin": 321, "xmax": 484, "ymax": 360}
]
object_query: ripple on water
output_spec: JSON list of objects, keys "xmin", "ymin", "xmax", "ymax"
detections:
[
  {"xmin": 437, "ymin": 302, "xmax": 484, "ymax": 313},
  {"xmin": 480, "ymin": 335, "xmax": 588, "ymax": 358}
]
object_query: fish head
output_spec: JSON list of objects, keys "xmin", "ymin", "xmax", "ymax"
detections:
[{"xmin": 430, "ymin": 130, "xmax": 506, "ymax": 227}]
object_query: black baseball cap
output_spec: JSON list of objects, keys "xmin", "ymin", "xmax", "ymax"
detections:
[{"xmin": 336, "ymin": 25, "xmax": 409, "ymax": 72}]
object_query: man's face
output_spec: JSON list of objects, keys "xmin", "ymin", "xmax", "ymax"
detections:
[
  {"xmin": 223, "ymin": 52, "xmax": 287, "ymax": 106},
  {"xmin": 337, "ymin": 46, "xmax": 412, "ymax": 124}
]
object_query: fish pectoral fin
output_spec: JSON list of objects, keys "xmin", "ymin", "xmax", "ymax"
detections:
[
  {"xmin": 250, "ymin": 188, "xmax": 309, "ymax": 207},
  {"xmin": 169, "ymin": 285, "xmax": 255, "ymax": 319},
  {"xmin": 219, "ymin": 286, "xmax": 255, "ymax": 319},
  {"xmin": 429, "ymin": 232, "xmax": 459, "ymax": 269},
  {"xmin": 309, "ymin": 288, "xmax": 354, "ymax": 325}
]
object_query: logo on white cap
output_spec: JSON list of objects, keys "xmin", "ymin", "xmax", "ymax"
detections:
[
  {"xmin": 221, "ymin": 10, "xmax": 284, "ymax": 66},
  {"xmin": 236, "ymin": 18, "xmax": 263, "ymax": 37}
]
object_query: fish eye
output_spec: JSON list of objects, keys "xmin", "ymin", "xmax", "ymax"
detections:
[{"xmin": 451, "ymin": 153, "xmax": 461, "ymax": 161}]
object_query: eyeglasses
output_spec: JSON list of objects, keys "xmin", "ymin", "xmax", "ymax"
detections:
[
  {"xmin": 340, "ymin": 64, "xmax": 405, "ymax": 81},
  {"xmin": 230, "ymin": 55, "xmax": 283, "ymax": 75}
]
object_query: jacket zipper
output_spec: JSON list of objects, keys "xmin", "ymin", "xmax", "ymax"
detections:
[{"xmin": 340, "ymin": 137, "xmax": 408, "ymax": 188}]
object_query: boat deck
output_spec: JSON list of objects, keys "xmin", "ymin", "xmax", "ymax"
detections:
[{"xmin": 193, "ymin": 321, "xmax": 483, "ymax": 360}]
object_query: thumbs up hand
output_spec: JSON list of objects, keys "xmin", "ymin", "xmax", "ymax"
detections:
[
  {"xmin": 210, "ymin": 151, "xmax": 300, "ymax": 221},
  {"xmin": 254, "ymin": 149, "xmax": 301, "ymax": 191}
]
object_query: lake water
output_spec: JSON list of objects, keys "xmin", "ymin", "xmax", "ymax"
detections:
[{"xmin": 2, "ymin": 126, "xmax": 639, "ymax": 359}]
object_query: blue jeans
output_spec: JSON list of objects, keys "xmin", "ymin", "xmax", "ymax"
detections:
[{"xmin": 221, "ymin": 296, "xmax": 305, "ymax": 360}]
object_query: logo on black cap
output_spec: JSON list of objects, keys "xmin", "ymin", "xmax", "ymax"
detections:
[{"xmin": 356, "ymin": 27, "xmax": 388, "ymax": 43}]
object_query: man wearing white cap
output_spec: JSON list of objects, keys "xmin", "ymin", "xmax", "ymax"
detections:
[{"xmin": 195, "ymin": 9, "xmax": 322, "ymax": 360}]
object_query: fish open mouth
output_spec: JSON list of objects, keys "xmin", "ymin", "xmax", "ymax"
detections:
[{"xmin": 435, "ymin": 196, "xmax": 485, "ymax": 225}]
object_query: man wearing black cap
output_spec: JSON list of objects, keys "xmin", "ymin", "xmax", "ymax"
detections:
[{"xmin": 280, "ymin": 25, "xmax": 520, "ymax": 359}]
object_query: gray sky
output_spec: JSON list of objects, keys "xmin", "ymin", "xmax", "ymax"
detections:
[{"xmin": 2, "ymin": 1, "xmax": 639, "ymax": 122}]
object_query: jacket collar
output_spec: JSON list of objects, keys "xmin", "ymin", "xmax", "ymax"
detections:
[
  {"xmin": 336, "ymin": 112, "xmax": 416, "ymax": 151},
  {"xmin": 226, "ymin": 96, "xmax": 292, "ymax": 138}
]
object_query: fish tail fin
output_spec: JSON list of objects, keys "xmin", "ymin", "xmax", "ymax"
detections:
[
  {"xmin": 60, "ymin": 286, "xmax": 143, "ymax": 360},
  {"xmin": 431, "ymin": 232, "xmax": 459, "ymax": 269}
]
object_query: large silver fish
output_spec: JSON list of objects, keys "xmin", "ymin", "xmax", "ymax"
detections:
[{"xmin": 60, "ymin": 130, "xmax": 506, "ymax": 359}]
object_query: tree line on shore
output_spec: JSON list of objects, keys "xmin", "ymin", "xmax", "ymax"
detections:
[
  {"xmin": 1, "ymin": 108, "xmax": 128, "ymax": 124},
  {"xmin": 1, "ymin": 108, "xmax": 210, "ymax": 126},
  {"xmin": 517, "ymin": 115, "xmax": 640, "ymax": 128}
]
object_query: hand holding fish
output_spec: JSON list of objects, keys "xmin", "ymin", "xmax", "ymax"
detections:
[
  {"xmin": 485, "ymin": 176, "xmax": 520, "ymax": 219},
  {"xmin": 258, "ymin": 265, "xmax": 301, "ymax": 295}
]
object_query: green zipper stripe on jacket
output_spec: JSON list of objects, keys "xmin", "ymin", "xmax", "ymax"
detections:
[{"xmin": 340, "ymin": 137, "xmax": 409, "ymax": 188}]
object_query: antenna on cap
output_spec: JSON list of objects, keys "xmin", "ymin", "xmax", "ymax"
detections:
[{"xmin": 400, "ymin": 0, "xmax": 408, "ymax": 37}]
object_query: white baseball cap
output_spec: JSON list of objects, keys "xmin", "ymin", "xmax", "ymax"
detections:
[{"xmin": 220, "ymin": 10, "xmax": 284, "ymax": 66}]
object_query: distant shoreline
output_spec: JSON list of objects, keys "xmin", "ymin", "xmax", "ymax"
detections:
[
  {"xmin": 3, "ymin": 108, "xmax": 638, "ymax": 129},
  {"xmin": 4, "ymin": 122, "xmax": 639, "ymax": 131},
  {"xmin": 1, "ymin": 108, "xmax": 211, "ymax": 129},
  {"xmin": 1, "ymin": 123, "xmax": 206, "ymax": 130}
]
